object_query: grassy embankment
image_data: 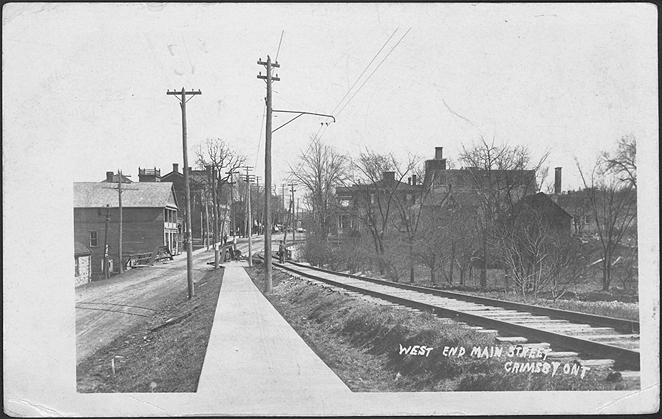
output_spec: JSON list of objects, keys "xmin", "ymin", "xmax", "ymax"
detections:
[
  {"xmin": 246, "ymin": 265, "xmax": 635, "ymax": 392},
  {"xmin": 77, "ymin": 269, "xmax": 223, "ymax": 392}
]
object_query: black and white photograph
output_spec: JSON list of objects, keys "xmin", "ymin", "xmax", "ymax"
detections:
[{"xmin": 3, "ymin": 2, "xmax": 659, "ymax": 416}]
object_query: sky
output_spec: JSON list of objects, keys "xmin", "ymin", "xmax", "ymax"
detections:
[{"xmin": 3, "ymin": 3, "xmax": 658, "ymax": 202}]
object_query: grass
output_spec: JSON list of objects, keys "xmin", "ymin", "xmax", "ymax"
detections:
[
  {"xmin": 246, "ymin": 264, "xmax": 637, "ymax": 391},
  {"xmin": 76, "ymin": 268, "xmax": 223, "ymax": 392}
]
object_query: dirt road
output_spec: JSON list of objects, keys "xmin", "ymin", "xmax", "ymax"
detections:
[
  {"xmin": 74, "ymin": 233, "xmax": 289, "ymax": 364},
  {"xmin": 75, "ymin": 236, "xmax": 273, "ymax": 365}
]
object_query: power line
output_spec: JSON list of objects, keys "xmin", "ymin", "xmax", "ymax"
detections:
[
  {"xmin": 291, "ymin": 28, "xmax": 402, "ymax": 165},
  {"xmin": 336, "ymin": 27, "xmax": 412, "ymax": 118},
  {"xmin": 275, "ymin": 30, "xmax": 285, "ymax": 62},
  {"xmin": 314, "ymin": 28, "xmax": 411, "ymax": 145},
  {"xmin": 254, "ymin": 103, "xmax": 266, "ymax": 167},
  {"xmin": 331, "ymin": 28, "xmax": 399, "ymax": 116}
]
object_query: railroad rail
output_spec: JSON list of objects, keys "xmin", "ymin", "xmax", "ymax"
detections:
[{"xmin": 270, "ymin": 258, "xmax": 640, "ymax": 371}]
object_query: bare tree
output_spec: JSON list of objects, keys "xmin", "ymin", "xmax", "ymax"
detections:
[
  {"xmin": 289, "ymin": 137, "xmax": 350, "ymax": 239},
  {"xmin": 576, "ymin": 139, "xmax": 637, "ymax": 291},
  {"xmin": 353, "ymin": 149, "xmax": 418, "ymax": 279},
  {"xmin": 495, "ymin": 205, "xmax": 586, "ymax": 298},
  {"xmin": 459, "ymin": 137, "xmax": 548, "ymax": 289},
  {"xmin": 602, "ymin": 135, "xmax": 637, "ymax": 188},
  {"xmin": 392, "ymin": 162, "xmax": 436, "ymax": 283},
  {"xmin": 195, "ymin": 138, "xmax": 246, "ymax": 238}
]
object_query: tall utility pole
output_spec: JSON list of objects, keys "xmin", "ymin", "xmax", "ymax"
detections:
[
  {"xmin": 105, "ymin": 172, "xmax": 135, "ymax": 274},
  {"xmin": 210, "ymin": 166, "xmax": 220, "ymax": 269},
  {"xmin": 289, "ymin": 182, "xmax": 297, "ymax": 243},
  {"xmin": 281, "ymin": 184, "xmax": 286, "ymax": 230},
  {"xmin": 255, "ymin": 176, "xmax": 261, "ymax": 235},
  {"xmin": 204, "ymin": 183, "xmax": 210, "ymax": 250},
  {"xmin": 258, "ymin": 55, "xmax": 279, "ymax": 293},
  {"xmin": 227, "ymin": 170, "xmax": 239, "ymax": 237},
  {"xmin": 167, "ymin": 87, "xmax": 201, "ymax": 299},
  {"xmin": 118, "ymin": 170, "xmax": 124, "ymax": 273},
  {"xmin": 103, "ymin": 204, "xmax": 110, "ymax": 279},
  {"xmin": 242, "ymin": 165, "xmax": 254, "ymax": 266}
]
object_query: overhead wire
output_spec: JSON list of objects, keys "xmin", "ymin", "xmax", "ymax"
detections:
[
  {"xmin": 316, "ymin": 27, "xmax": 411, "ymax": 143},
  {"xmin": 254, "ymin": 103, "xmax": 266, "ymax": 167},
  {"xmin": 275, "ymin": 30, "xmax": 285, "ymax": 62},
  {"xmin": 335, "ymin": 27, "xmax": 412, "ymax": 118},
  {"xmin": 301, "ymin": 27, "xmax": 402, "ymax": 160},
  {"xmin": 330, "ymin": 28, "xmax": 399, "ymax": 116}
]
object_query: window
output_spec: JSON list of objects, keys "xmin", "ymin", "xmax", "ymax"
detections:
[{"xmin": 89, "ymin": 231, "xmax": 98, "ymax": 247}]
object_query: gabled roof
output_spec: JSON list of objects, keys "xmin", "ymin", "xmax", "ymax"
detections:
[
  {"xmin": 336, "ymin": 181, "xmax": 420, "ymax": 197},
  {"xmin": 514, "ymin": 192, "xmax": 572, "ymax": 219},
  {"xmin": 161, "ymin": 169, "xmax": 208, "ymax": 187},
  {"xmin": 100, "ymin": 174, "xmax": 133, "ymax": 183},
  {"xmin": 75, "ymin": 240, "xmax": 91, "ymax": 256},
  {"xmin": 74, "ymin": 182, "xmax": 178, "ymax": 209},
  {"xmin": 431, "ymin": 169, "xmax": 537, "ymax": 191}
]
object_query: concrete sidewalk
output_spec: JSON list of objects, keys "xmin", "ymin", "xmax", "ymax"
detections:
[{"xmin": 196, "ymin": 261, "xmax": 350, "ymax": 415}]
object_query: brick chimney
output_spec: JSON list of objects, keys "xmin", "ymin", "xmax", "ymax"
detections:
[
  {"xmin": 435, "ymin": 147, "xmax": 444, "ymax": 160},
  {"xmin": 383, "ymin": 171, "xmax": 395, "ymax": 184},
  {"xmin": 172, "ymin": 163, "xmax": 179, "ymax": 173},
  {"xmin": 106, "ymin": 171, "xmax": 114, "ymax": 182},
  {"xmin": 412, "ymin": 174, "xmax": 417, "ymax": 185},
  {"xmin": 554, "ymin": 167, "xmax": 562, "ymax": 195}
]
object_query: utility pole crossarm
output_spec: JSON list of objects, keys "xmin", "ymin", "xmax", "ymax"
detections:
[
  {"xmin": 167, "ymin": 89, "xmax": 202, "ymax": 97},
  {"xmin": 257, "ymin": 74, "xmax": 281, "ymax": 82}
]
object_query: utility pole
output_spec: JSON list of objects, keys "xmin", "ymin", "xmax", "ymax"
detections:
[
  {"xmin": 205, "ymin": 183, "xmax": 210, "ymax": 250},
  {"xmin": 210, "ymin": 166, "xmax": 220, "ymax": 269},
  {"xmin": 281, "ymin": 183, "xmax": 286, "ymax": 233},
  {"xmin": 167, "ymin": 87, "xmax": 201, "ymax": 299},
  {"xmin": 289, "ymin": 182, "xmax": 297, "ymax": 243},
  {"xmin": 242, "ymin": 165, "xmax": 254, "ymax": 266},
  {"xmin": 296, "ymin": 197, "xmax": 300, "ymax": 234},
  {"xmin": 105, "ymin": 172, "xmax": 135, "ymax": 274},
  {"xmin": 255, "ymin": 176, "xmax": 262, "ymax": 235},
  {"xmin": 103, "ymin": 204, "xmax": 110, "ymax": 279},
  {"xmin": 258, "ymin": 55, "xmax": 279, "ymax": 293},
  {"xmin": 118, "ymin": 170, "xmax": 124, "ymax": 273},
  {"xmin": 226, "ymin": 170, "xmax": 239, "ymax": 238}
]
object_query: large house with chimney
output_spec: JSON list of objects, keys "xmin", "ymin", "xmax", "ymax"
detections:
[
  {"xmin": 335, "ymin": 147, "xmax": 540, "ymax": 235},
  {"xmin": 73, "ymin": 181, "xmax": 179, "ymax": 278}
]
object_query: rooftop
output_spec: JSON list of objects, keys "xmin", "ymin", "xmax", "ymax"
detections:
[
  {"xmin": 74, "ymin": 182, "xmax": 178, "ymax": 209},
  {"xmin": 74, "ymin": 240, "xmax": 91, "ymax": 256}
]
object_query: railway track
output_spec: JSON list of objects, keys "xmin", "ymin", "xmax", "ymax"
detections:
[{"xmin": 270, "ymin": 259, "xmax": 640, "ymax": 375}]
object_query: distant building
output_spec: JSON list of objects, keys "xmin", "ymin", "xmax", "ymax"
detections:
[
  {"xmin": 335, "ymin": 170, "xmax": 422, "ymax": 235},
  {"xmin": 74, "ymin": 241, "xmax": 92, "ymax": 287},
  {"xmin": 161, "ymin": 164, "xmax": 209, "ymax": 242},
  {"xmin": 160, "ymin": 163, "xmax": 231, "ymax": 244},
  {"xmin": 335, "ymin": 146, "xmax": 538, "ymax": 236},
  {"xmin": 100, "ymin": 171, "xmax": 132, "ymax": 183},
  {"xmin": 422, "ymin": 146, "xmax": 537, "ymax": 206},
  {"xmin": 510, "ymin": 192, "xmax": 572, "ymax": 235},
  {"xmin": 73, "ymin": 181, "xmax": 179, "ymax": 277},
  {"xmin": 138, "ymin": 167, "xmax": 161, "ymax": 182}
]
